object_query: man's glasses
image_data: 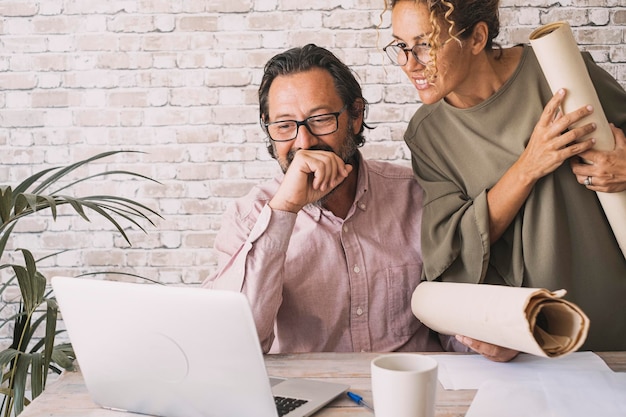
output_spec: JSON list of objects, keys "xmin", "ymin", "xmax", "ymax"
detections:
[
  {"xmin": 263, "ymin": 105, "xmax": 347, "ymax": 142},
  {"xmin": 383, "ymin": 29, "xmax": 466, "ymax": 66}
]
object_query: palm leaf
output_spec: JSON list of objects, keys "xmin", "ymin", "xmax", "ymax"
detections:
[
  {"xmin": 0, "ymin": 223, "xmax": 17, "ymax": 260},
  {"xmin": 52, "ymin": 170, "xmax": 161, "ymax": 195},
  {"xmin": 83, "ymin": 195, "xmax": 162, "ymax": 220},
  {"xmin": 42, "ymin": 299, "xmax": 58, "ymax": 387},
  {"xmin": 76, "ymin": 271, "xmax": 164, "ymax": 285},
  {"xmin": 13, "ymin": 193, "xmax": 59, "ymax": 220},
  {"xmin": 12, "ymin": 267, "xmax": 34, "ymax": 316},
  {"xmin": 80, "ymin": 201, "xmax": 154, "ymax": 234},
  {"xmin": 30, "ymin": 353, "xmax": 43, "ymax": 399},
  {"xmin": 29, "ymin": 150, "xmax": 144, "ymax": 195},
  {"xmin": 50, "ymin": 343, "xmax": 74, "ymax": 371},
  {"xmin": 11, "ymin": 250, "xmax": 41, "ymax": 314},
  {"xmin": 11, "ymin": 167, "xmax": 59, "ymax": 197},
  {"xmin": 12, "ymin": 353, "xmax": 30, "ymax": 416},
  {"xmin": 0, "ymin": 186, "xmax": 12, "ymax": 224},
  {"xmin": 0, "ymin": 349, "xmax": 19, "ymax": 375}
]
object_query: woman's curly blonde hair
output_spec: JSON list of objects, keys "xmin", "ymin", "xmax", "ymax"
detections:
[{"xmin": 382, "ymin": 0, "xmax": 501, "ymax": 81}]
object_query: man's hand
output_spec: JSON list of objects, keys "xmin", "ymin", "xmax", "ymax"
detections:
[
  {"xmin": 456, "ymin": 335, "xmax": 519, "ymax": 362},
  {"xmin": 269, "ymin": 150, "xmax": 352, "ymax": 213}
]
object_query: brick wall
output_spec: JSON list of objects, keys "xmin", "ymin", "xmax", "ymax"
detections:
[{"xmin": 1, "ymin": 1, "xmax": 625, "ymax": 310}]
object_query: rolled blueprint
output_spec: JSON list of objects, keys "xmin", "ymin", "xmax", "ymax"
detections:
[
  {"xmin": 411, "ymin": 282, "xmax": 589, "ymax": 358},
  {"xmin": 529, "ymin": 21, "xmax": 626, "ymax": 259}
]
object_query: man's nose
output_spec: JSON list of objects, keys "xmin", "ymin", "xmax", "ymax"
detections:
[{"xmin": 293, "ymin": 123, "xmax": 320, "ymax": 149}]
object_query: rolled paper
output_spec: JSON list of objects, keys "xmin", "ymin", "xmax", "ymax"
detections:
[
  {"xmin": 529, "ymin": 21, "xmax": 626, "ymax": 259},
  {"xmin": 411, "ymin": 281, "xmax": 590, "ymax": 358}
]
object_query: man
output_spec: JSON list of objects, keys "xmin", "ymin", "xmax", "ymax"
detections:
[{"xmin": 204, "ymin": 44, "xmax": 516, "ymax": 361}]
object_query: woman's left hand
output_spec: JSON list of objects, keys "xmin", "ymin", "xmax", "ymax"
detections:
[
  {"xmin": 455, "ymin": 335, "xmax": 519, "ymax": 362},
  {"xmin": 571, "ymin": 123, "xmax": 626, "ymax": 193}
]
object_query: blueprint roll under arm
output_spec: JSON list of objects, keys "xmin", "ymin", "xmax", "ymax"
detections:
[{"xmin": 529, "ymin": 21, "xmax": 626, "ymax": 260}]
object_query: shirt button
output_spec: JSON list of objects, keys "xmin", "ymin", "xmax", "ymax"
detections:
[
  {"xmin": 356, "ymin": 307, "xmax": 364, "ymax": 316},
  {"xmin": 343, "ymin": 225, "xmax": 348, "ymax": 233},
  {"xmin": 353, "ymin": 265, "xmax": 360, "ymax": 273},
  {"xmin": 359, "ymin": 202, "xmax": 366, "ymax": 210}
]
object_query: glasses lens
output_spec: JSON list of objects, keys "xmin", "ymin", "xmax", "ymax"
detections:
[
  {"xmin": 307, "ymin": 114, "xmax": 338, "ymax": 136},
  {"xmin": 385, "ymin": 45, "xmax": 405, "ymax": 65},
  {"xmin": 266, "ymin": 108, "xmax": 342, "ymax": 141},
  {"xmin": 268, "ymin": 121, "xmax": 297, "ymax": 141},
  {"xmin": 412, "ymin": 45, "xmax": 430, "ymax": 65}
]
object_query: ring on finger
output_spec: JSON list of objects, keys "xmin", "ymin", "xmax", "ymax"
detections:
[{"xmin": 583, "ymin": 176, "xmax": 592, "ymax": 186}]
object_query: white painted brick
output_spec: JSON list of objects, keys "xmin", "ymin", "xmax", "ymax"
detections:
[
  {"xmin": 143, "ymin": 34, "xmax": 191, "ymax": 51},
  {"xmin": 47, "ymin": 35, "xmax": 76, "ymax": 52},
  {"xmin": 5, "ymin": 91, "xmax": 30, "ymax": 108},
  {"xmin": 253, "ymin": 0, "xmax": 279, "ymax": 12},
  {"xmin": 0, "ymin": 2, "xmax": 38, "ymax": 17},
  {"xmin": 176, "ymin": 53, "xmax": 210, "ymax": 69},
  {"xmin": 205, "ymin": 0, "xmax": 253, "ymax": 13},
  {"xmin": 108, "ymin": 15, "xmax": 156, "ymax": 33},
  {"xmin": 590, "ymin": 8, "xmax": 611, "ymax": 25},
  {"xmin": 39, "ymin": 0, "xmax": 63, "ymax": 15},
  {"xmin": 44, "ymin": 109, "xmax": 73, "ymax": 127},
  {"xmin": 0, "ymin": 73, "xmax": 38, "ymax": 90},
  {"xmin": 170, "ymin": 87, "xmax": 218, "ymax": 106},
  {"xmin": 155, "ymin": 15, "xmax": 177, "ymax": 33},
  {"xmin": 64, "ymin": 0, "xmax": 137, "ymax": 15},
  {"xmin": 120, "ymin": 110, "xmax": 144, "ymax": 127},
  {"xmin": 1, "ymin": 110, "xmax": 45, "ymax": 127},
  {"xmin": 177, "ymin": 15, "xmax": 218, "ymax": 32}
]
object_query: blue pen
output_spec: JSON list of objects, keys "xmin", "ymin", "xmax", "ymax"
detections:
[{"xmin": 346, "ymin": 391, "xmax": 374, "ymax": 412}]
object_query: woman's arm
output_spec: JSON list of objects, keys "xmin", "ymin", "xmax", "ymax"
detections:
[{"xmin": 485, "ymin": 89, "xmax": 596, "ymax": 243}]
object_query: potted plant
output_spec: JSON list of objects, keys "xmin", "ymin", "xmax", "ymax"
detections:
[{"xmin": 0, "ymin": 151, "xmax": 161, "ymax": 416}]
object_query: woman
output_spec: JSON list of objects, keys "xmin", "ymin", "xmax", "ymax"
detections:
[{"xmin": 384, "ymin": 0, "xmax": 626, "ymax": 351}]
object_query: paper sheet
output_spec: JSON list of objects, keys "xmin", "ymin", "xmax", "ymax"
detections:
[
  {"xmin": 411, "ymin": 282, "xmax": 589, "ymax": 357},
  {"xmin": 434, "ymin": 351, "xmax": 611, "ymax": 390},
  {"xmin": 464, "ymin": 371, "xmax": 626, "ymax": 417},
  {"xmin": 529, "ymin": 21, "xmax": 626, "ymax": 259}
]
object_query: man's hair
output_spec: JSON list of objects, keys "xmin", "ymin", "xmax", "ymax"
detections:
[{"xmin": 258, "ymin": 44, "xmax": 369, "ymax": 157}]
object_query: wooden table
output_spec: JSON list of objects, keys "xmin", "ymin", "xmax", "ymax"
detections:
[{"xmin": 19, "ymin": 352, "xmax": 626, "ymax": 417}]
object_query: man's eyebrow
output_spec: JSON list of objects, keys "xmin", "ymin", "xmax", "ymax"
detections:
[{"xmin": 271, "ymin": 106, "xmax": 335, "ymax": 121}]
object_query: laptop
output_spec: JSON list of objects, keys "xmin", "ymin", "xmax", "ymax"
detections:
[{"xmin": 51, "ymin": 276, "xmax": 349, "ymax": 417}]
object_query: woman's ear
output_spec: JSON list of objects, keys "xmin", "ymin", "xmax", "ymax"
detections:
[{"xmin": 469, "ymin": 22, "xmax": 489, "ymax": 54}]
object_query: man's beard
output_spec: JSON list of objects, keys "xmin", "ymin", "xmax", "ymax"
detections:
[
  {"xmin": 276, "ymin": 126, "xmax": 360, "ymax": 207},
  {"xmin": 277, "ymin": 126, "xmax": 359, "ymax": 173}
]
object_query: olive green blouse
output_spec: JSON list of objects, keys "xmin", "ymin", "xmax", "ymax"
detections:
[{"xmin": 405, "ymin": 45, "xmax": 626, "ymax": 351}]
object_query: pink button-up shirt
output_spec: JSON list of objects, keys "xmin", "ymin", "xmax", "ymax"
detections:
[{"xmin": 204, "ymin": 153, "xmax": 457, "ymax": 353}]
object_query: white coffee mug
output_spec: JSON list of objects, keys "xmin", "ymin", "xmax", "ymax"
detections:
[{"xmin": 371, "ymin": 353, "xmax": 438, "ymax": 417}]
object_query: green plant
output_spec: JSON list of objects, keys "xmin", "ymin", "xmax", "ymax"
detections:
[{"xmin": 0, "ymin": 151, "xmax": 161, "ymax": 416}]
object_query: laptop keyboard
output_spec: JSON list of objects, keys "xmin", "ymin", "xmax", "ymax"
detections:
[{"xmin": 274, "ymin": 396, "xmax": 309, "ymax": 416}]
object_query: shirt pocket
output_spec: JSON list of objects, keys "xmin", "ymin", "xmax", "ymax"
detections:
[{"xmin": 386, "ymin": 264, "xmax": 422, "ymax": 337}]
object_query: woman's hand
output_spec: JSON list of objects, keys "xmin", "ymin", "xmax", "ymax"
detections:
[
  {"xmin": 517, "ymin": 89, "xmax": 597, "ymax": 184},
  {"xmin": 455, "ymin": 335, "xmax": 519, "ymax": 362},
  {"xmin": 571, "ymin": 123, "xmax": 626, "ymax": 193}
]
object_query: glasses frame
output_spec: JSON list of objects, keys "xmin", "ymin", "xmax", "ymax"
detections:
[
  {"xmin": 383, "ymin": 28, "xmax": 467, "ymax": 67},
  {"xmin": 263, "ymin": 104, "xmax": 348, "ymax": 143}
]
